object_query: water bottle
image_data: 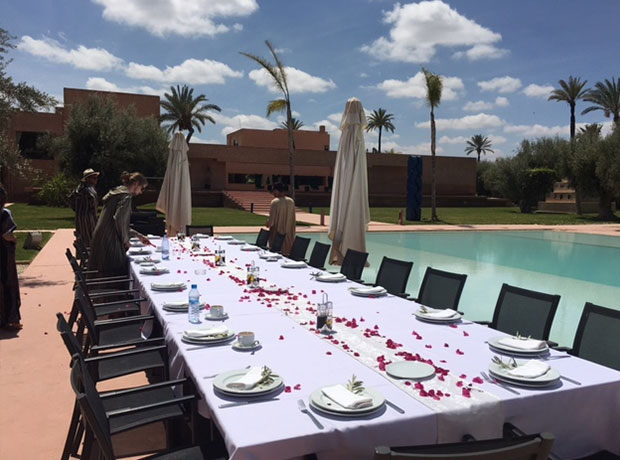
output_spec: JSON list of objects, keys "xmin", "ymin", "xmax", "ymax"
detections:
[
  {"xmin": 188, "ymin": 284, "xmax": 201, "ymax": 324},
  {"xmin": 161, "ymin": 231, "xmax": 170, "ymax": 260}
]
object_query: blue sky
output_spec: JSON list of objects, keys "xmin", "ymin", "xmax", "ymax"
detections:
[{"xmin": 4, "ymin": 0, "xmax": 619, "ymax": 159}]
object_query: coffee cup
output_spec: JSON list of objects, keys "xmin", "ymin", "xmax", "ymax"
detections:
[
  {"xmin": 238, "ymin": 331, "xmax": 255, "ymax": 347},
  {"xmin": 210, "ymin": 305, "xmax": 224, "ymax": 318}
]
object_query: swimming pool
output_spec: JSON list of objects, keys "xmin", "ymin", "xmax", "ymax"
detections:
[{"xmin": 235, "ymin": 231, "xmax": 620, "ymax": 347}]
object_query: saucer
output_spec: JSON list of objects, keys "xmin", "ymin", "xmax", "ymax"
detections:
[
  {"xmin": 231, "ymin": 340, "xmax": 261, "ymax": 351},
  {"xmin": 204, "ymin": 312, "xmax": 229, "ymax": 321}
]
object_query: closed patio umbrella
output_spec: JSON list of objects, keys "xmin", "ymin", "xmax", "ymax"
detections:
[
  {"xmin": 328, "ymin": 97, "xmax": 370, "ymax": 265},
  {"xmin": 156, "ymin": 132, "xmax": 192, "ymax": 235}
]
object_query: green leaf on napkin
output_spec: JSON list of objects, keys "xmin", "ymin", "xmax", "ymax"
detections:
[{"xmin": 346, "ymin": 374, "xmax": 365, "ymax": 394}]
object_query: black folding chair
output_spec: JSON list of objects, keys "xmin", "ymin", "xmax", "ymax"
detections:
[
  {"xmin": 186, "ymin": 225, "xmax": 214, "ymax": 236},
  {"xmin": 69, "ymin": 355, "xmax": 202, "ymax": 460},
  {"xmin": 288, "ymin": 236, "xmax": 311, "ymax": 261},
  {"xmin": 308, "ymin": 241, "xmax": 331, "ymax": 270},
  {"xmin": 479, "ymin": 283, "xmax": 560, "ymax": 342},
  {"xmin": 255, "ymin": 228, "xmax": 269, "ymax": 249},
  {"xmin": 270, "ymin": 232, "xmax": 285, "ymax": 253},
  {"xmin": 370, "ymin": 256, "xmax": 413, "ymax": 297},
  {"xmin": 415, "ymin": 267, "xmax": 467, "ymax": 312},
  {"xmin": 340, "ymin": 249, "xmax": 368, "ymax": 282},
  {"xmin": 559, "ymin": 302, "xmax": 620, "ymax": 372}
]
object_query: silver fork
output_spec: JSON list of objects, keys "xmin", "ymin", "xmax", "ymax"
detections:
[
  {"xmin": 480, "ymin": 371, "xmax": 520, "ymax": 395},
  {"xmin": 297, "ymin": 399, "xmax": 324, "ymax": 430}
]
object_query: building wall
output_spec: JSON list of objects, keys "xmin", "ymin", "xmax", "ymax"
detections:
[{"xmin": 226, "ymin": 126, "xmax": 330, "ymax": 151}]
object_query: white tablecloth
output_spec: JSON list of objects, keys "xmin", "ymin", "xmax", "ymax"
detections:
[{"xmin": 130, "ymin": 237, "xmax": 620, "ymax": 460}]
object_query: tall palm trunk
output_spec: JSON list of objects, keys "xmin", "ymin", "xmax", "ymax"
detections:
[
  {"xmin": 286, "ymin": 104, "xmax": 296, "ymax": 201},
  {"xmin": 568, "ymin": 104, "xmax": 583, "ymax": 215},
  {"xmin": 430, "ymin": 108, "xmax": 438, "ymax": 222},
  {"xmin": 378, "ymin": 127, "xmax": 382, "ymax": 154},
  {"xmin": 186, "ymin": 127, "xmax": 194, "ymax": 144}
]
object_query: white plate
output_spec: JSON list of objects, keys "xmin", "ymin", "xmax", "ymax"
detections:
[
  {"xmin": 386, "ymin": 361, "xmax": 435, "ymax": 380},
  {"xmin": 487, "ymin": 336, "xmax": 549, "ymax": 355},
  {"xmin": 139, "ymin": 267, "xmax": 170, "ymax": 275},
  {"xmin": 316, "ymin": 273, "xmax": 347, "ymax": 283},
  {"xmin": 280, "ymin": 261, "xmax": 307, "ymax": 269},
  {"xmin": 413, "ymin": 310, "xmax": 462, "ymax": 323},
  {"xmin": 129, "ymin": 242, "xmax": 145, "ymax": 247},
  {"xmin": 181, "ymin": 330, "xmax": 235, "ymax": 344},
  {"xmin": 349, "ymin": 287, "xmax": 388, "ymax": 297},
  {"xmin": 259, "ymin": 252, "xmax": 281, "ymax": 260},
  {"xmin": 162, "ymin": 303, "xmax": 205, "ymax": 312},
  {"xmin": 227, "ymin": 240, "xmax": 245, "ymax": 245},
  {"xmin": 213, "ymin": 369, "xmax": 283, "ymax": 396},
  {"xmin": 309, "ymin": 387, "xmax": 385, "ymax": 416},
  {"xmin": 214, "ymin": 235, "xmax": 233, "ymax": 240},
  {"xmin": 488, "ymin": 361, "xmax": 560, "ymax": 386},
  {"xmin": 261, "ymin": 284, "xmax": 286, "ymax": 294},
  {"xmin": 151, "ymin": 283, "xmax": 187, "ymax": 291},
  {"xmin": 128, "ymin": 248, "xmax": 151, "ymax": 255},
  {"xmin": 137, "ymin": 258, "xmax": 161, "ymax": 264},
  {"xmin": 204, "ymin": 312, "xmax": 229, "ymax": 321},
  {"xmin": 241, "ymin": 245, "xmax": 260, "ymax": 251},
  {"xmin": 231, "ymin": 340, "xmax": 261, "ymax": 351}
]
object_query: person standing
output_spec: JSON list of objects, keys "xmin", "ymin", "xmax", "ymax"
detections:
[
  {"xmin": 88, "ymin": 171, "xmax": 150, "ymax": 279},
  {"xmin": 72, "ymin": 168, "xmax": 99, "ymax": 247},
  {"xmin": 267, "ymin": 182, "xmax": 296, "ymax": 256},
  {"xmin": 0, "ymin": 185, "xmax": 22, "ymax": 330}
]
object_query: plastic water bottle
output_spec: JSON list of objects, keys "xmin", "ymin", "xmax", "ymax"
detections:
[
  {"xmin": 161, "ymin": 232, "xmax": 169, "ymax": 260},
  {"xmin": 188, "ymin": 284, "xmax": 201, "ymax": 324}
]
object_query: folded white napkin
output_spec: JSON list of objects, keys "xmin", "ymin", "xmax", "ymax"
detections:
[
  {"xmin": 421, "ymin": 307, "xmax": 458, "ymax": 318},
  {"xmin": 241, "ymin": 245, "xmax": 259, "ymax": 251},
  {"xmin": 151, "ymin": 282, "xmax": 185, "ymax": 290},
  {"xmin": 140, "ymin": 267, "xmax": 169, "ymax": 274},
  {"xmin": 506, "ymin": 360, "xmax": 550, "ymax": 379},
  {"xmin": 352, "ymin": 286, "xmax": 386, "ymax": 295},
  {"xmin": 259, "ymin": 251, "xmax": 280, "ymax": 259},
  {"xmin": 226, "ymin": 367, "xmax": 264, "ymax": 390},
  {"xmin": 321, "ymin": 384, "xmax": 373, "ymax": 409},
  {"xmin": 128, "ymin": 248, "xmax": 150, "ymax": 255},
  {"xmin": 184, "ymin": 325, "xmax": 229, "ymax": 339},
  {"xmin": 317, "ymin": 273, "xmax": 346, "ymax": 281},
  {"xmin": 281, "ymin": 261, "xmax": 307, "ymax": 268},
  {"xmin": 215, "ymin": 235, "xmax": 233, "ymax": 240},
  {"xmin": 498, "ymin": 337, "xmax": 547, "ymax": 351}
]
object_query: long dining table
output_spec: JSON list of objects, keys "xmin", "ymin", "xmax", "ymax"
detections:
[{"xmin": 129, "ymin": 235, "xmax": 620, "ymax": 460}]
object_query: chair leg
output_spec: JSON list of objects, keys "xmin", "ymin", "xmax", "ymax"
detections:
[{"xmin": 61, "ymin": 400, "xmax": 81, "ymax": 460}]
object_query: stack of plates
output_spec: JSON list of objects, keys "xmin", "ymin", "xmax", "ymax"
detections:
[
  {"xmin": 181, "ymin": 329, "xmax": 235, "ymax": 345},
  {"xmin": 128, "ymin": 248, "xmax": 151, "ymax": 255},
  {"xmin": 214, "ymin": 235, "xmax": 233, "ymax": 241},
  {"xmin": 488, "ymin": 361, "xmax": 560, "ymax": 388},
  {"xmin": 228, "ymin": 239, "xmax": 245, "ymax": 245},
  {"xmin": 413, "ymin": 308, "xmax": 462, "ymax": 323},
  {"xmin": 259, "ymin": 252, "xmax": 281, "ymax": 260},
  {"xmin": 134, "ymin": 256, "xmax": 161, "ymax": 264},
  {"xmin": 280, "ymin": 261, "xmax": 307, "ymax": 269},
  {"xmin": 309, "ymin": 387, "xmax": 385, "ymax": 417},
  {"xmin": 315, "ymin": 273, "xmax": 346, "ymax": 283},
  {"xmin": 151, "ymin": 282, "xmax": 187, "ymax": 292},
  {"xmin": 139, "ymin": 267, "xmax": 170, "ymax": 275},
  {"xmin": 241, "ymin": 245, "xmax": 260, "ymax": 252},
  {"xmin": 162, "ymin": 301, "xmax": 205, "ymax": 312},
  {"xmin": 349, "ymin": 286, "xmax": 387, "ymax": 297},
  {"xmin": 213, "ymin": 369, "xmax": 283, "ymax": 396},
  {"xmin": 487, "ymin": 336, "xmax": 549, "ymax": 357}
]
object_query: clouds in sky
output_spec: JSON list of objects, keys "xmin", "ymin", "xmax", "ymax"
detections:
[
  {"xmin": 85, "ymin": 77, "xmax": 165, "ymax": 96},
  {"xmin": 416, "ymin": 113, "xmax": 504, "ymax": 130},
  {"xmin": 522, "ymin": 83, "xmax": 554, "ymax": 98},
  {"xmin": 248, "ymin": 67, "xmax": 336, "ymax": 94},
  {"xmin": 463, "ymin": 96, "xmax": 509, "ymax": 112},
  {"xmin": 125, "ymin": 59, "xmax": 243, "ymax": 85},
  {"xmin": 376, "ymin": 71, "xmax": 465, "ymax": 101},
  {"xmin": 362, "ymin": 0, "xmax": 507, "ymax": 63},
  {"xmin": 92, "ymin": 0, "xmax": 258, "ymax": 37},
  {"xmin": 477, "ymin": 76, "xmax": 522, "ymax": 93}
]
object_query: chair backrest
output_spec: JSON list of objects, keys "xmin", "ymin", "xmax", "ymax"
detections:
[
  {"xmin": 572, "ymin": 302, "xmax": 620, "ymax": 371},
  {"xmin": 289, "ymin": 236, "xmax": 311, "ymax": 261},
  {"xmin": 374, "ymin": 432, "xmax": 554, "ymax": 460},
  {"xmin": 256, "ymin": 228, "xmax": 270, "ymax": 249},
  {"xmin": 74, "ymin": 283, "xmax": 100, "ymax": 350},
  {"xmin": 57, "ymin": 313, "xmax": 85, "ymax": 359},
  {"xmin": 308, "ymin": 242, "xmax": 331, "ymax": 270},
  {"xmin": 340, "ymin": 249, "xmax": 368, "ymax": 281},
  {"xmin": 417, "ymin": 267, "xmax": 467, "ymax": 310},
  {"xmin": 270, "ymin": 233, "xmax": 285, "ymax": 253},
  {"xmin": 73, "ymin": 235, "xmax": 90, "ymax": 267},
  {"xmin": 70, "ymin": 356, "xmax": 116, "ymax": 460},
  {"xmin": 375, "ymin": 257, "xmax": 413, "ymax": 295},
  {"xmin": 491, "ymin": 284, "xmax": 560, "ymax": 341},
  {"xmin": 186, "ymin": 225, "xmax": 213, "ymax": 236}
]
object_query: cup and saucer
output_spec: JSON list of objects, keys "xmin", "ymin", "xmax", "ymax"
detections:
[
  {"xmin": 232, "ymin": 331, "xmax": 261, "ymax": 351},
  {"xmin": 205, "ymin": 305, "xmax": 229, "ymax": 321}
]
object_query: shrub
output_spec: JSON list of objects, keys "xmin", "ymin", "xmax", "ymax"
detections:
[{"xmin": 36, "ymin": 173, "xmax": 77, "ymax": 207}]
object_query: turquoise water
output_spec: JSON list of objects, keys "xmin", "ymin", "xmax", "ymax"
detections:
[{"xmin": 235, "ymin": 231, "xmax": 620, "ymax": 347}]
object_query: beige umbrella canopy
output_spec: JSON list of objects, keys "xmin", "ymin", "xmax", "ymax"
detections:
[
  {"xmin": 156, "ymin": 132, "xmax": 192, "ymax": 235},
  {"xmin": 328, "ymin": 97, "xmax": 370, "ymax": 265}
]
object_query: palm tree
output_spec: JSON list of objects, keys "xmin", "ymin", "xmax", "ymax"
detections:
[
  {"xmin": 577, "ymin": 123, "xmax": 602, "ymax": 139},
  {"xmin": 548, "ymin": 76, "xmax": 588, "ymax": 140},
  {"xmin": 241, "ymin": 41, "xmax": 297, "ymax": 200},
  {"xmin": 280, "ymin": 117, "xmax": 304, "ymax": 130},
  {"xmin": 465, "ymin": 134, "xmax": 494, "ymax": 162},
  {"xmin": 422, "ymin": 68, "xmax": 442, "ymax": 222},
  {"xmin": 365, "ymin": 108, "xmax": 395, "ymax": 154},
  {"xmin": 160, "ymin": 85, "xmax": 221, "ymax": 143},
  {"xmin": 582, "ymin": 77, "xmax": 620, "ymax": 124}
]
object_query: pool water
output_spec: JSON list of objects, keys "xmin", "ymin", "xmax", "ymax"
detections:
[{"xmin": 236, "ymin": 231, "xmax": 620, "ymax": 347}]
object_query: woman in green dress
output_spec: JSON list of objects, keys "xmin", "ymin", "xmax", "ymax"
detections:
[{"xmin": 88, "ymin": 171, "xmax": 150, "ymax": 278}]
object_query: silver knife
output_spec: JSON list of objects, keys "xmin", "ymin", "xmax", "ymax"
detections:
[
  {"xmin": 385, "ymin": 399, "xmax": 405, "ymax": 414},
  {"xmin": 560, "ymin": 375, "xmax": 582, "ymax": 386},
  {"xmin": 218, "ymin": 398, "xmax": 280, "ymax": 409}
]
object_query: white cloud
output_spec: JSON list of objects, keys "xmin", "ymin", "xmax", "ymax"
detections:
[
  {"xmin": 376, "ymin": 71, "xmax": 465, "ymax": 101},
  {"xmin": 126, "ymin": 58, "xmax": 242, "ymax": 84},
  {"xmin": 93, "ymin": 0, "xmax": 258, "ymax": 37},
  {"xmin": 18, "ymin": 36, "xmax": 123, "ymax": 71},
  {"xmin": 361, "ymin": 0, "xmax": 504, "ymax": 63},
  {"xmin": 522, "ymin": 83, "xmax": 554, "ymax": 98},
  {"xmin": 248, "ymin": 67, "xmax": 336, "ymax": 94},
  {"xmin": 382, "ymin": 141, "xmax": 443, "ymax": 156},
  {"xmin": 495, "ymin": 96, "xmax": 509, "ymax": 107},
  {"xmin": 463, "ymin": 100, "xmax": 493, "ymax": 112},
  {"xmin": 211, "ymin": 112, "xmax": 279, "ymax": 137},
  {"xmin": 85, "ymin": 77, "xmax": 166, "ymax": 96},
  {"xmin": 478, "ymin": 76, "xmax": 522, "ymax": 93},
  {"xmin": 488, "ymin": 135, "xmax": 507, "ymax": 144},
  {"xmin": 503, "ymin": 123, "xmax": 568, "ymax": 137},
  {"xmin": 327, "ymin": 113, "xmax": 342, "ymax": 123},
  {"xmin": 416, "ymin": 113, "xmax": 504, "ymax": 130},
  {"xmin": 360, "ymin": 72, "xmax": 369, "ymax": 78},
  {"xmin": 453, "ymin": 43, "xmax": 508, "ymax": 60},
  {"xmin": 439, "ymin": 135, "xmax": 469, "ymax": 144}
]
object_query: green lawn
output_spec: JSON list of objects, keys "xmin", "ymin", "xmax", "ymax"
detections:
[
  {"xmin": 303, "ymin": 207, "xmax": 620, "ymax": 225},
  {"xmin": 8, "ymin": 204, "xmax": 75, "ymax": 230},
  {"xmin": 136, "ymin": 204, "xmax": 268, "ymax": 226},
  {"xmin": 15, "ymin": 231, "xmax": 53, "ymax": 263}
]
